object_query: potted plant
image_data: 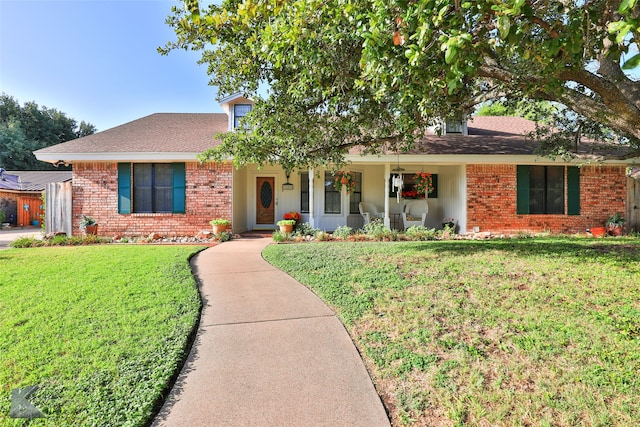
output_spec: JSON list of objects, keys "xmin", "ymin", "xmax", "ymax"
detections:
[
  {"xmin": 605, "ymin": 212, "xmax": 625, "ymax": 236},
  {"xmin": 277, "ymin": 219, "xmax": 296, "ymax": 233},
  {"xmin": 413, "ymin": 172, "xmax": 434, "ymax": 197},
  {"xmin": 283, "ymin": 211, "xmax": 301, "ymax": 227},
  {"xmin": 80, "ymin": 215, "xmax": 98, "ymax": 235},
  {"xmin": 333, "ymin": 170, "xmax": 357, "ymax": 194},
  {"xmin": 210, "ymin": 218, "xmax": 230, "ymax": 234},
  {"xmin": 442, "ymin": 217, "xmax": 456, "ymax": 230}
]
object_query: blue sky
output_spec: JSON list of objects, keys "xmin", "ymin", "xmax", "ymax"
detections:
[{"xmin": 0, "ymin": 0, "xmax": 221, "ymax": 132}]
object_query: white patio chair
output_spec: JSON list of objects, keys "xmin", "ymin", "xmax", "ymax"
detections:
[
  {"xmin": 359, "ymin": 202, "xmax": 383, "ymax": 225},
  {"xmin": 402, "ymin": 199, "xmax": 428, "ymax": 230}
]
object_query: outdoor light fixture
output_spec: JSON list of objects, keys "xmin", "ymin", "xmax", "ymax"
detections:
[{"xmin": 282, "ymin": 170, "xmax": 294, "ymax": 190}]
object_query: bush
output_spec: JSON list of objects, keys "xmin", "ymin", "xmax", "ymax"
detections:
[
  {"xmin": 332, "ymin": 225, "xmax": 353, "ymax": 239},
  {"xmin": 405, "ymin": 225, "xmax": 437, "ymax": 241},
  {"xmin": 294, "ymin": 222, "xmax": 319, "ymax": 237},
  {"xmin": 215, "ymin": 231, "xmax": 233, "ymax": 242},
  {"xmin": 271, "ymin": 230, "xmax": 289, "ymax": 242},
  {"xmin": 362, "ymin": 221, "xmax": 395, "ymax": 241}
]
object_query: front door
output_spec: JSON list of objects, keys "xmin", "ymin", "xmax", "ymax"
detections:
[{"xmin": 256, "ymin": 177, "xmax": 275, "ymax": 225}]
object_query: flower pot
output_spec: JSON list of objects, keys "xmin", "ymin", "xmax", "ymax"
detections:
[
  {"xmin": 607, "ymin": 224, "xmax": 623, "ymax": 236},
  {"xmin": 279, "ymin": 224, "xmax": 294, "ymax": 233},
  {"xmin": 588, "ymin": 227, "xmax": 606, "ymax": 238},
  {"xmin": 84, "ymin": 224, "xmax": 98, "ymax": 236},
  {"xmin": 212, "ymin": 224, "xmax": 228, "ymax": 234}
]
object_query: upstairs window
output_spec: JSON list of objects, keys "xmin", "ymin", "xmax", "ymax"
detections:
[
  {"xmin": 233, "ymin": 104, "xmax": 252, "ymax": 129},
  {"xmin": 445, "ymin": 119, "xmax": 464, "ymax": 134}
]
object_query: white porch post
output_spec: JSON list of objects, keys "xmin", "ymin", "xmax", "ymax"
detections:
[
  {"xmin": 384, "ymin": 163, "xmax": 390, "ymax": 228},
  {"xmin": 308, "ymin": 167, "xmax": 315, "ymax": 227}
]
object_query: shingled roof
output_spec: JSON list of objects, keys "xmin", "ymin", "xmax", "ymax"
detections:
[
  {"xmin": 35, "ymin": 113, "xmax": 633, "ymax": 162},
  {"xmin": 35, "ymin": 113, "xmax": 228, "ymax": 160}
]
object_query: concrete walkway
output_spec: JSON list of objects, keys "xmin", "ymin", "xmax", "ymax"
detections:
[{"xmin": 153, "ymin": 237, "xmax": 390, "ymax": 427}]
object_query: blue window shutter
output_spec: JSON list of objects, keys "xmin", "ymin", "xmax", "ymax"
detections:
[
  {"xmin": 117, "ymin": 163, "xmax": 131, "ymax": 214},
  {"xmin": 172, "ymin": 163, "xmax": 186, "ymax": 213},
  {"xmin": 516, "ymin": 165, "xmax": 530, "ymax": 214},
  {"xmin": 567, "ymin": 166, "xmax": 580, "ymax": 215}
]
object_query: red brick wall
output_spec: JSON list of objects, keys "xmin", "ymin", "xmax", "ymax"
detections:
[
  {"xmin": 72, "ymin": 162, "xmax": 233, "ymax": 237},
  {"xmin": 466, "ymin": 164, "xmax": 627, "ymax": 234}
]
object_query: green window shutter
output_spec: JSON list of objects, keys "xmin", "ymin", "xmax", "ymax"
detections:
[
  {"xmin": 516, "ymin": 165, "xmax": 530, "ymax": 214},
  {"xmin": 428, "ymin": 174, "xmax": 438, "ymax": 198},
  {"xmin": 172, "ymin": 163, "xmax": 186, "ymax": 213},
  {"xmin": 117, "ymin": 163, "xmax": 131, "ymax": 214},
  {"xmin": 567, "ymin": 166, "xmax": 580, "ymax": 215}
]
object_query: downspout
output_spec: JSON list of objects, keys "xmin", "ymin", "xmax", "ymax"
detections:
[
  {"xmin": 384, "ymin": 163, "xmax": 390, "ymax": 228},
  {"xmin": 308, "ymin": 167, "xmax": 315, "ymax": 227}
]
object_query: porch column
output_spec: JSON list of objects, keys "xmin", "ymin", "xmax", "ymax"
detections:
[
  {"xmin": 308, "ymin": 167, "xmax": 315, "ymax": 227},
  {"xmin": 384, "ymin": 163, "xmax": 390, "ymax": 228}
]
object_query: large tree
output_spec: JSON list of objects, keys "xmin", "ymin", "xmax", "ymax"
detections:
[
  {"xmin": 0, "ymin": 94, "xmax": 96, "ymax": 170},
  {"xmin": 162, "ymin": 0, "xmax": 640, "ymax": 168}
]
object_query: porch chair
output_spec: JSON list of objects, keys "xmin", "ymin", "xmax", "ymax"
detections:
[
  {"xmin": 402, "ymin": 199, "xmax": 429, "ymax": 230},
  {"xmin": 359, "ymin": 202, "xmax": 383, "ymax": 225}
]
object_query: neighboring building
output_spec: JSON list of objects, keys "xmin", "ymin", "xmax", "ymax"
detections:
[
  {"xmin": 0, "ymin": 169, "xmax": 72, "ymax": 226},
  {"xmin": 34, "ymin": 96, "xmax": 640, "ymax": 236}
]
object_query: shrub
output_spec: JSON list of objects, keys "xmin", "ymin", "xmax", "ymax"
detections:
[
  {"xmin": 362, "ymin": 221, "xmax": 394, "ymax": 241},
  {"xmin": 271, "ymin": 230, "xmax": 288, "ymax": 242},
  {"xmin": 333, "ymin": 225, "xmax": 353, "ymax": 240},
  {"xmin": 405, "ymin": 225, "xmax": 437, "ymax": 241},
  {"xmin": 294, "ymin": 222, "xmax": 319, "ymax": 237},
  {"xmin": 216, "ymin": 231, "xmax": 232, "ymax": 242}
]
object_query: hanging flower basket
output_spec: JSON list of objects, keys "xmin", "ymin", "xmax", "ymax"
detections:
[
  {"xmin": 333, "ymin": 170, "xmax": 357, "ymax": 194},
  {"xmin": 413, "ymin": 172, "xmax": 434, "ymax": 197}
]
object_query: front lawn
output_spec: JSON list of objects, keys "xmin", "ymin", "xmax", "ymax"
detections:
[
  {"xmin": 0, "ymin": 245, "xmax": 204, "ymax": 426},
  {"xmin": 263, "ymin": 238, "xmax": 640, "ymax": 426}
]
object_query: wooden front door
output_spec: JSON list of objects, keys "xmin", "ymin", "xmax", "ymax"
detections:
[{"xmin": 256, "ymin": 177, "xmax": 275, "ymax": 225}]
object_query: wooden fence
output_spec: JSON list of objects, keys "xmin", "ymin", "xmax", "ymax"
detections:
[{"xmin": 45, "ymin": 181, "xmax": 72, "ymax": 236}]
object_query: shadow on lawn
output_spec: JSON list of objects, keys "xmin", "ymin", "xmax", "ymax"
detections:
[{"xmin": 402, "ymin": 238, "xmax": 640, "ymax": 266}]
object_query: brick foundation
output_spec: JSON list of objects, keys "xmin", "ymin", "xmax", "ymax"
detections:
[
  {"xmin": 72, "ymin": 162, "xmax": 233, "ymax": 237},
  {"xmin": 466, "ymin": 164, "xmax": 627, "ymax": 234}
]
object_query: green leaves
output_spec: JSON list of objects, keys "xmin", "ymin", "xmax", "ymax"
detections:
[{"xmin": 163, "ymin": 0, "xmax": 640, "ymax": 167}]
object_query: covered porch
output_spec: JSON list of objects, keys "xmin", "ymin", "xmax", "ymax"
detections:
[{"xmin": 231, "ymin": 158, "xmax": 467, "ymax": 234}]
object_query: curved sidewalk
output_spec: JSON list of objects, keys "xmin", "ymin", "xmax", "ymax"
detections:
[{"xmin": 153, "ymin": 237, "xmax": 390, "ymax": 427}]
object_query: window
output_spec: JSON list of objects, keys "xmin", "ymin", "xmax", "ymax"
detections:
[
  {"xmin": 117, "ymin": 163, "xmax": 185, "ymax": 214},
  {"xmin": 300, "ymin": 172, "xmax": 309, "ymax": 213},
  {"xmin": 324, "ymin": 171, "xmax": 341, "ymax": 214},
  {"xmin": 349, "ymin": 172, "xmax": 362, "ymax": 214},
  {"xmin": 517, "ymin": 166, "xmax": 580, "ymax": 215},
  {"xmin": 445, "ymin": 119, "xmax": 463, "ymax": 134},
  {"xmin": 233, "ymin": 104, "xmax": 252, "ymax": 128},
  {"xmin": 389, "ymin": 174, "xmax": 439, "ymax": 199}
]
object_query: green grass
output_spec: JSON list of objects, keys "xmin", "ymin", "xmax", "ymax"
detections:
[
  {"xmin": 263, "ymin": 238, "xmax": 640, "ymax": 426},
  {"xmin": 0, "ymin": 245, "xmax": 204, "ymax": 426}
]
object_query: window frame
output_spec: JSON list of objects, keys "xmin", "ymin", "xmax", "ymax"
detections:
[
  {"xmin": 233, "ymin": 104, "xmax": 253, "ymax": 129},
  {"xmin": 516, "ymin": 165, "xmax": 580, "ymax": 215},
  {"xmin": 117, "ymin": 163, "xmax": 185, "ymax": 214}
]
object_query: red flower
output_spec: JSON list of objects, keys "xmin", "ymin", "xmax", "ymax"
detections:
[{"xmin": 284, "ymin": 211, "xmax": 301, "ymax": 221}]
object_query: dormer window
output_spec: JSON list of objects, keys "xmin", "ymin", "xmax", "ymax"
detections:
[
  {"xmin": 445, "ymin": 118, "xmax": 463, "ymax": 134},
  {"xmin": 444, "ymin": 115, "xmax": 468, "ymax": 135},
  {"xmin": 233, "ymin": 104, "xmax": 253, "ymax": 129}
]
